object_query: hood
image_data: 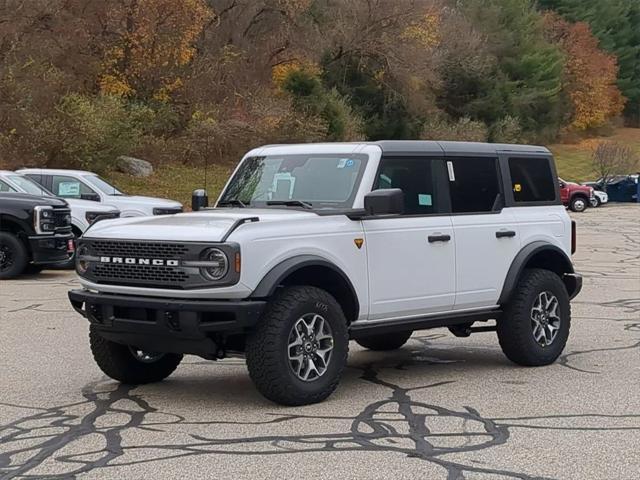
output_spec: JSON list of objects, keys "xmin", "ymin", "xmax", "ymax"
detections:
[
  {"xmin": 84, "ymin": 208, "xmax": 316, "ymax": 242},
  {"xmin": 65, "ymin": 198, "xmax": 119, "ymax": 212},
  {"xmin": 108, "ymin": 195, "xmax": 182, "ymax": 208},
  {"xmin": 0, "ymin": 192, "xmax": 68, "ymax": 208}
]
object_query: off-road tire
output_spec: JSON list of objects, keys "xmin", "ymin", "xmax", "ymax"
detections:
[
  {"xmin": 89, "ymin": 326, "xmax": 183, "ymax": 384},
  {"xmin": 355, "ymin": 331, "xmax": 413, "ymax": 351},
  {"xmin": 0, "ymin": 232, "xmax": 28, "ymax": 279},
  {"xmin": 569, "ymin": 195, "xmax": 588, "ymax": 212},
  {"xmin": 245, "ymin": 286, "xmax": 349, "ymax": 406},
  {"xmin": 497, "ymin": 268, "xmax": 570, "ymax": 366}
]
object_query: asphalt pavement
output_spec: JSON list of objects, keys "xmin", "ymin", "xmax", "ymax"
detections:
[{"xmin": 1, "ymin": 204, "xmax": 639, "ymax": 479}]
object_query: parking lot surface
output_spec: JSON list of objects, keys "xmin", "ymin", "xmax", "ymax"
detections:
[{"xmin": 1, "ymin": 204, "xmax": 639, "ymax": 479}]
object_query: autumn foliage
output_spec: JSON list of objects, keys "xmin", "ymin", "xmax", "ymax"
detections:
[{"xmin": 544, "ymin": 13, "xmax": 625, "ymax": 131}]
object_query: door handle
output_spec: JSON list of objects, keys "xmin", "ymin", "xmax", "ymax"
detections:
[
  {"xmin": 428, "ymin": 234, "xmax": 451, "ymax": 243},
  {"xmin": 496, "ymin": 230, "xmax": 516, "ymax": 238}
]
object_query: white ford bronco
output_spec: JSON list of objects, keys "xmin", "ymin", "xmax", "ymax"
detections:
[{"xmin": 69, "ymin": 141, "xmax": 582, "ymax": 405}]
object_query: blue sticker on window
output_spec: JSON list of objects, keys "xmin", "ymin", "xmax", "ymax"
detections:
[
  {"xmin": 418, "ymin": 194, "xmax": 432, "ymax": 206},
  {"xmin": 346, "ymin": 159, "xmax": 354, "ymax": 167}
]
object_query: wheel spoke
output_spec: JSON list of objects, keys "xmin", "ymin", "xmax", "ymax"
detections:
[
  {"xmin": 287, "ymin": 312, "xmax": 334, "ymax": 382},
  {"xmin": 530, "ymin": 291, "xmax": 562, "ymax": 347}
]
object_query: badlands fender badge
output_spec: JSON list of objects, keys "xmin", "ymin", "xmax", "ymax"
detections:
[{"xmin": 354, "ymin": 238, "xmax": 364, "ymax": 249}]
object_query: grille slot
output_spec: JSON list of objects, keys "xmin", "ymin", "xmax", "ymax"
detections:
[
  {"xmin": 91, "ymin": 241, "xmax": 189, "ymax": 259},
  {"xmin": 52, "ymin": 208, "xmax": 72, "ymax": 233},
  {"xmin": 94, "ymin": 263, "xmax": 189, "ymax": 287}
]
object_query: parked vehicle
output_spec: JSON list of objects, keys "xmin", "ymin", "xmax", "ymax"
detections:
[
  {"xmin": 18, "ymin": 169, "xmax": 183, "ymax": 217},
  {"xmin": 0, "ymin": 171, "xmax": 121, "ymax": 268},
  {"xmin": 558, "ymin": 177, "xmax": 594, "ymax": 212},
  {"xmin": 583, "ymin": 174, "xmax": 638, "ymax": 203},
  {"xmin": 0, "ymin": 193, "xmax": 74, "ymax": 278},
  {"xmin": 69, "ymin": 141, "xmax": 582, "ymax": 406},
  {"xmin": 591, "ymin": 190, "xmax": 608, "ymax": 207}
]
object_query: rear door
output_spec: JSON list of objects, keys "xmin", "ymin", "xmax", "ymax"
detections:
[
  {"xmin": 363, "ymin": 156, "xmax": 456, "ymax": 320},
  {"xmin": 445, "ymin": 156, "xmax": 520, "ymax": 310}
]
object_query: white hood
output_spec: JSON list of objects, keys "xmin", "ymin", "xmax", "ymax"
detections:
[
  {"xmin": 107, "ymin": 195, "xmax": 182, "ymax": 208},
  {"xmin": 65, "ymin": 198, "xmax": 119, "ymax": 212},
  {"xmin": 84, "ymin": 208, "xmax": 316, "ymax": 242}
]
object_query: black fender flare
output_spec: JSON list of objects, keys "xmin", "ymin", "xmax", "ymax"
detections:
[
  {"xmin": 498, "ymin": 242, "xmax": 574, "ymax": 305},
  {"xmin": 250, "ymin": 255, "xmax": 359, "ymax": 311}
]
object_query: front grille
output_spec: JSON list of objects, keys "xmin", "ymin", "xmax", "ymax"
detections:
[
  {"xmin": 91, "ymin": 241, "xmax": 189, "ymax": 259},
  {"xmin": 94, "ymin": 263, "xmax": 189, "ymax": 285},
  {"xmin": 52, "ymin": 208, "xmax": 72, "ymax": 233}
]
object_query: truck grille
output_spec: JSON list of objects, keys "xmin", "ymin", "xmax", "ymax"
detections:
[
  {"xmin": 91, "ymin": 241, "xmax": 189, "ymax": 259},
  {"xmin": 52, "ymin": 207, "xmax": 72, "ymax": 233},
  {"xmin": 93, "ymin": 263, "xmax": 189, "ymax": 284}
]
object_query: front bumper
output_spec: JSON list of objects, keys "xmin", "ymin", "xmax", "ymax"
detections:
[
  {"xmin": 68, "ymin": 289, "xmax": 266, "ymax": 357},
  {"xmin": 28, "ymin": 233, "xmax": 74, "ymax": 265}
]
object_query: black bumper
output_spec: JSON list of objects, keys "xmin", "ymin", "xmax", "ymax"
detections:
[
  {"xmin": 29, "ymin": 233, "xmax": 74, "ymax": 265},
  {"xmin": 68, "ymin": 290, "xmax": 266, "ymax": 357}
]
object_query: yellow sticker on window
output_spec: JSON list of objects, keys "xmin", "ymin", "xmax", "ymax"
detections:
[{"xmin": 514, "ymin": 183, "xmax": 522, "ymax": 192}]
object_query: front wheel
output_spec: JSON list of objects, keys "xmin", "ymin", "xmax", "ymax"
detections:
[
  {"xmin": 0, "ymin": 232, "xmax": 28, "ymax": 279},
  {"xmin": 89, "ymin": 327, "xmax": 183, "ymax": 384},
  {"xmin": 246, "ymin": 286, "xmax": 349, "ymax": 406},
  {"xmin": 569, "ymin": 196, "xmax": 588, "ymax": 212},
  {"xmin": 590, "ymin": 196, "xmax": 601, "ymax": 208},
  {"xmin": 497, "ymin": 269, "xmax": 570, "ymax": 366}
]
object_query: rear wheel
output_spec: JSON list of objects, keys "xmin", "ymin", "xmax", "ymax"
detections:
[
  {"xmin": 0, "ymin": 232, "xmax": 28, "ymax": 279},
  {"xmin": 355, "ymin": 331, "xmax": 413, "ymax": 351},
  {"xmin": 497, "ymin": 268, "xmax": 570, "ymax": 366},
  {"xmin": 569, "ymin": 195, "xmax": 588, "ymax": 212},
  {"xmin": 246, "ymin": 286, "xmax": 349, "ymax": 406},
  {"xmin": 89, "ymin": 326, "xmax": 183, "ymax": 384}
]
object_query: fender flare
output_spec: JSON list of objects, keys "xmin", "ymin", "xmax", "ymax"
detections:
[
  {"xmin": 498, "ymin": 242, "xmax": 574, "ymax": 305},
  {"xmin": 251, "ymin": 254, "xmax": 359, "ymax": 306}
]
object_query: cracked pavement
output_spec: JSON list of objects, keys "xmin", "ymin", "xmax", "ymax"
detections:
[{"xmin": 1, "ymin": 204, "xmax": 639, "ymax": 479}]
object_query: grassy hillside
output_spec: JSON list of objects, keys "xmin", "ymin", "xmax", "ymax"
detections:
[
  {"xmin": 550, "ymin": 128, "xmax": 640, "ymax": 182},
  {"xmin": 103, "ymin": 128, "xmax": 640, "ymax": 208}
]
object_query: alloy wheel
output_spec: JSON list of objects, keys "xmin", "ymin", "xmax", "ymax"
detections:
[
  {"xmin": 530, "ymin": 291, "xmax": 561, "ymax": 347},
  {"xmin": 287, "ymin": 313, "xmax": 334, "ymax": 381},
  {"xmin": 0, "ymin": 244, "xmax": 14, "ymax": 273}
]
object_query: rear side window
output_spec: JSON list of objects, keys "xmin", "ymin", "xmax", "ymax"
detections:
[
  {"xmin": 0, "ymin": 179, "xmax": 16, "ymax": 192},
  {"xmin": 447, "ymin": 157, "xmax": 501, "ymax": 213},
  {"xmin": 509, "ymin": 157, "xmax": 556, "ymax": 203},
  {"xmin": 375, "ymin": 157, "xmax": 442, "ymax": 215}
]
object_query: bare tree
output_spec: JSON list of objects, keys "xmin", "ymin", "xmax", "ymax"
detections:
[{"xmin": 591, "ymin": 141, "xmax": 639, "ymax": 190}]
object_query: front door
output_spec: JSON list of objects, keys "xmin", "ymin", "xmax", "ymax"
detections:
[{"xmin": 363, "ymin": 157, "xmax": 455, "ymax": 320}]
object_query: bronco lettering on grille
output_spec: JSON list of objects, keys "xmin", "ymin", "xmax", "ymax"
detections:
[{"xmin": 99, "ymin": 257, "xmax": 179, "ymax": 266}]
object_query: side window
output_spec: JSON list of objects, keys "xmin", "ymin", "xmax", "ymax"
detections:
[
  {"xmin": 0, "ymin": 179, "xmax": 16, "ymax": 192},
  {"xmin": 448, "ymin": 157, "xmax": 501, "ymax": 213},
  {"xmin": 375, "ymin": 157, "xmax": 442, "ymax": 215},
  {"xmin": 51, "ymin": 175, "xmax": 97, "ymax": 199},
  {"xmin": 509, "ymin": 157, "xmax": 556, "ymax": 203}
]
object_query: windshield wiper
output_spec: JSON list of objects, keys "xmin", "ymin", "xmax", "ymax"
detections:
[
  {"xmin": 218, "ymin": 199, "xmax": 247, "ymax": 208},
  {"xmin": 266, "ymin": 200, "xmax": 313, "ymax": 209}
]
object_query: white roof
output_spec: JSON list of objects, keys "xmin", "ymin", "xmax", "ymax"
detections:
[{"xmin": 17, "ymin": 168, "xmax": 97, "ymax": 176}]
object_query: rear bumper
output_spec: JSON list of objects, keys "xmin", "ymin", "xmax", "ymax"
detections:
[
  {"xmin": 68, "ymin": 289, "xmax": 266, "ymax": 357},
  {"xmin": 28, "ymin": 233, "xmax": 74, "ymax": 265}
]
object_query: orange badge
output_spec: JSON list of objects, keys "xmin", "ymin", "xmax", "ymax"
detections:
[{"xmin": 354, "ymin": 238, "xmax": 364, "ymax": 249}]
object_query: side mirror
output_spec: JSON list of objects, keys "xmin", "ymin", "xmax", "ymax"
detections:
[
  {"xmin": 81, "ymin": 193, "xmax": 100, "ymax": 202},
  {"xmin": 364, "ymin": 188, "xmax": 404, "ymax": 216},
  {"xmin": 192, "ymin": 189, "xmax": 208, "ymax": 211}
]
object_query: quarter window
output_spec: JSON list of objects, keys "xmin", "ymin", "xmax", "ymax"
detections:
[
  {"xmin": 375, "ymin": 158, "xmax": 441, "ymax": 215},
  {"xmin": 447, "ymin": 157, "xmax": 501, "ymax": 213},
  {"xmin": 509, "ymin": 157, "xmax": 556, "ymax": 203},
  {"xmin": 0, "ymin": 179, "xmax": 16, "ymax": 192}
]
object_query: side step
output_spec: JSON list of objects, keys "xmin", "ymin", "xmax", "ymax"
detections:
[{"xmin": 350, "ymin": 309, "xmax": 502, "ymax": 337}]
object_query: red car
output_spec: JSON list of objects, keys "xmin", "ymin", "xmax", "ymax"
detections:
[{"xmin": 558, "ymin": 178, "xmax": 594, "ymax": 212}]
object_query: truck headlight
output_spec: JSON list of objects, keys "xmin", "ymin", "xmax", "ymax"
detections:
[
  {"xmin": 199, "ymin": 248, "xmax": 228, "ymax": 281},
  {"xmin": 76, "ymin": 244, "xmax": 90, "ymax": 274},
  {"xmin": 34, "ymin": 206, "xmax": 55, "ymax": 234},
  {"xmin": 86, "ymin": 210, "xmax": 120, "ymax": 224}
]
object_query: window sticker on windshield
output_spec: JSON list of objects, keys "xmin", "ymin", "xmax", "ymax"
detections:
[
  {"xmin": 418, "ymin": 194, "xmax": 432, "ymax": 206},
  {"xmin": 337, "ymin": 158, "xmax": 356, "ymax": 169},
  {"xmin": 59, "ymin": 181, "xmax": 80, "ymax": 196}
]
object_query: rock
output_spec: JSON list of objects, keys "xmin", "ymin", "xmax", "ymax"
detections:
[{"xmin": 116, "ymin": 156, "xmax": 153, "ymax": 177}]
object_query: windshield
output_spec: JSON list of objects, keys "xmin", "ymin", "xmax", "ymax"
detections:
[
  {"xmin": 7, "ymin": 175, "xmax": 54, "ymax": 196},
  {"xmin": 219, "ymin": 154, "xmax": 368, "ymax": 209},
  {"xmin": 85, "ymin": 175, "xmax": 125, "ymax": 195}
]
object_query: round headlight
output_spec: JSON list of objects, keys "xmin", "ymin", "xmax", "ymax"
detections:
[
  {"xmin": 200, "ymin": 248, "xmax": 228, "ymax": 281},
  {"xmin": 76, "ymin": 245, "xmax": 89, "ymax": 274}
]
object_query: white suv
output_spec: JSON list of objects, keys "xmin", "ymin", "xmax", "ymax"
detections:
[
  {"xmin": 17, "ymin": 168, "xmax": 182, "ymax": 217},
  {"xmin": 68, "ymin": 141, "xmax": 582, "ymax": 406}
]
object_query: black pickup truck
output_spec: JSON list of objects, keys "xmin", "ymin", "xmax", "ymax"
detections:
[{"xmin": 0, "ymin": 192, "xmax": 74, "ymax": 278}]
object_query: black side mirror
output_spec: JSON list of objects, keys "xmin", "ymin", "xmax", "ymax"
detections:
[
  {"xmin": 80, "ymin": 193, "xmax": 100, "ymax": 202},
  {"xmin": 192, "ymin": 189, "xmax": 208, "ymax": 211},
  {"xmin": 364, "ymin": 188, "xmax": 404, "ymax": 216}
]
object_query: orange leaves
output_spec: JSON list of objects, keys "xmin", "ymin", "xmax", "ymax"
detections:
[
  {"xmin": 544, "ymin": 13, "xmax": 625, "ymax": 131},
  {"xmin": 99, "ymin": 0, "xmax": 214, "ymax": 100},
  {"xmin": 401, "ymin": 13, "xmax": 441, "ymax": 48}
]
